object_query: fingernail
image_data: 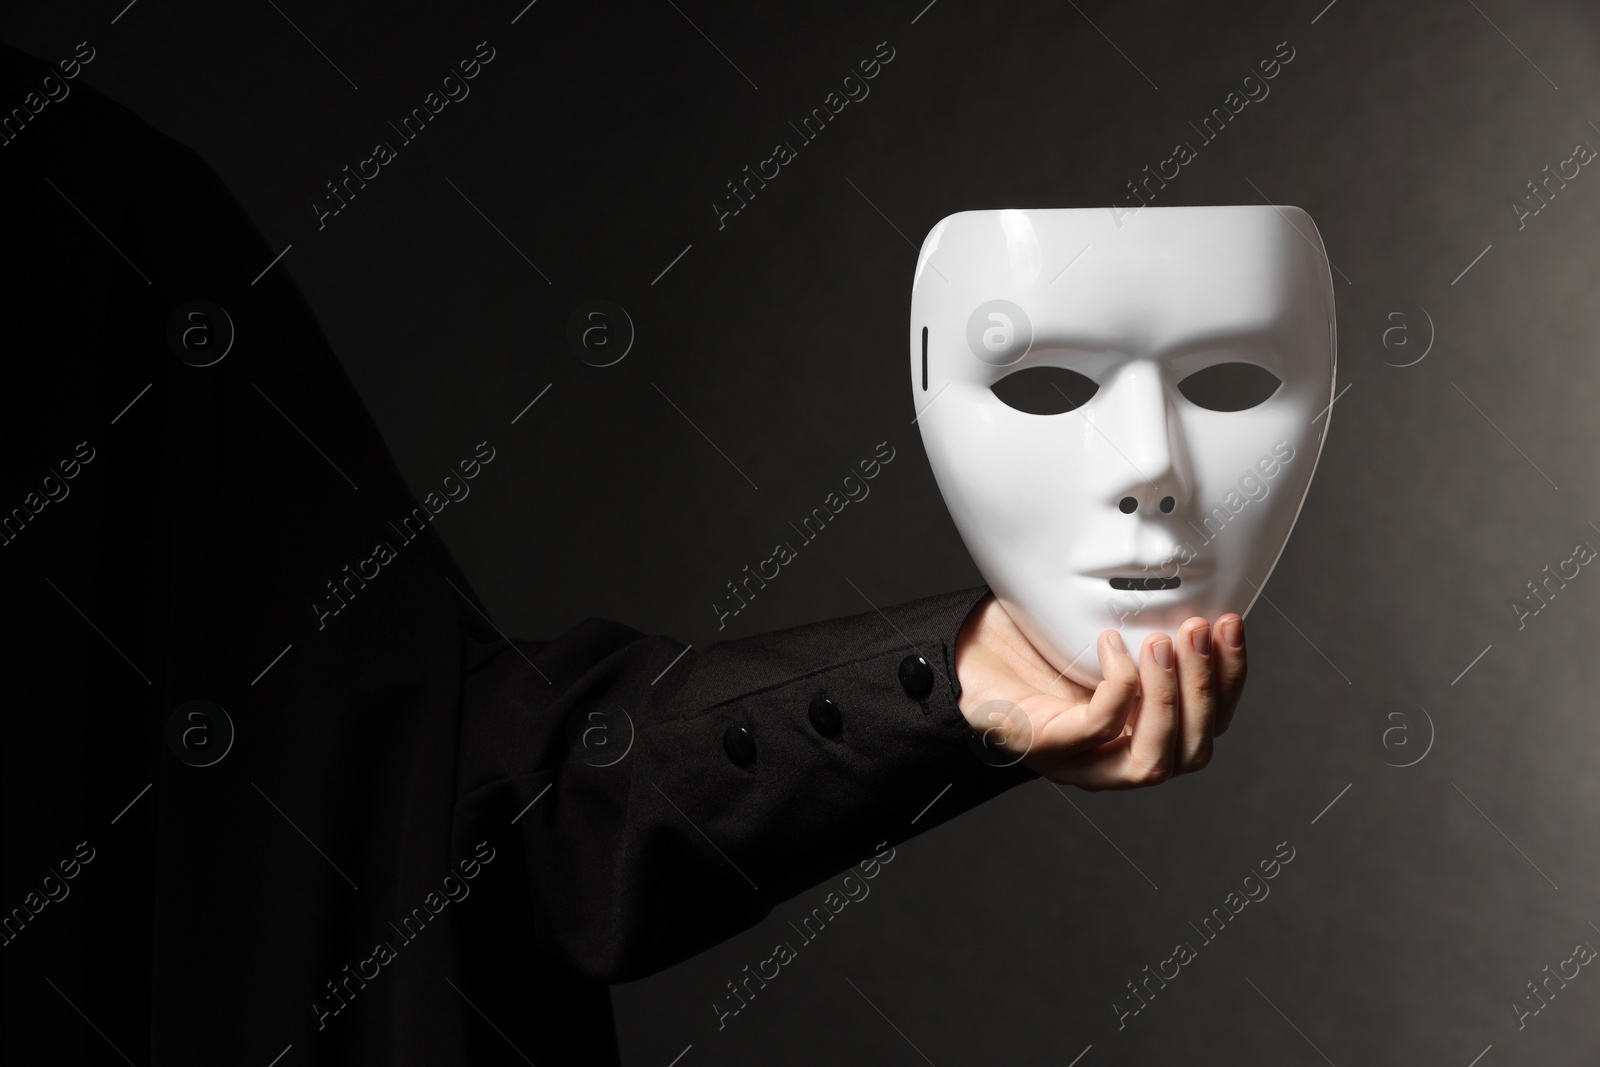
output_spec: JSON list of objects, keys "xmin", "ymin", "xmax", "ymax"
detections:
[
  {"xmin": 1107, "ymin": 631, "xmax": 1126, "ymax": 654},
  {"xmin": 1192, "ymin": 626, "xmax": 1211, "ymax": 656},
  {"xmin": 1153, "ymin": 640, "xmax": 1173, "ymax": 670},
  {"xmin": 1222, "ymin": 618, "xmax": 1244, "ymax": 649}
]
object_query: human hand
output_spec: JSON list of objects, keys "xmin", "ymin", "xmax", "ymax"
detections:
[{"xmin": 953, "ymin": 595, "xmax": 1247, "ymax": 789}]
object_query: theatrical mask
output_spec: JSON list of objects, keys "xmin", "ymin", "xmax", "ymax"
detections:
[{"xmin": 911, "ymin": 206, "xmax": 1336, "ymax": 686}]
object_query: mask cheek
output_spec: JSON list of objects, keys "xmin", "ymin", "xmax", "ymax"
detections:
[{"xmin": 1239, "ymin": 474, "xmax": 1269, "ymax": 502}]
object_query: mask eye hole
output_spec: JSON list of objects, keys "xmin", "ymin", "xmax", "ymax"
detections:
[
  {"xmin": 1177, "ymin": 361, "xmax": 1282, "ymax": 411},
  {"xmin": 991, "ymin": 366, "xmax": 1100, "ymax": 415}
]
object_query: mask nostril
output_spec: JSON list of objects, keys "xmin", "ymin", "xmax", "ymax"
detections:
[
  {"xmin": 1119, "ymin": 497, "xmax": 1138, "ymax": 514},
  {"xmin": 1160, "ymin": 496, "xmax": 1175, "ymax": 513}
]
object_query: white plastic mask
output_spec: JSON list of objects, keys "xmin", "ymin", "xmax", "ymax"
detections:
[{"xmin": 910, "ymin": 206, "xmax": 1336, "ymax": 686}]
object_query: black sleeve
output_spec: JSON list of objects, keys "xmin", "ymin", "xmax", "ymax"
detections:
[{"xmin": 454, "ymin": 585, "xmax": 1037, "ymax": 982}]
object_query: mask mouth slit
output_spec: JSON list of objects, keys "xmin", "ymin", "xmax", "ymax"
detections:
[{"xmin": 1108, "ymin": 576, "xmax": 1181, "ymax": 590}]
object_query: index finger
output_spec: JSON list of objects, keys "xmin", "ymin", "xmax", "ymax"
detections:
[{"xmin": 1061, "ymin": 629, "xmax": 1142, "ymax": 748}]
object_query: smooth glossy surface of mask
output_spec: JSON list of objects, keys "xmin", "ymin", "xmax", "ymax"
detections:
[{"xmin": 911, "ymin": 206, "xmax": 1336, "ymax": 685}]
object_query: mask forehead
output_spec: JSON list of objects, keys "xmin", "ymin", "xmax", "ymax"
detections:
[{"xmin": 914, "ymin": 206, "xmax": 1334, "ymax": 383}]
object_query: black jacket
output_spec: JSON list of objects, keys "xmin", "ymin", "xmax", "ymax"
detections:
[{"xmin": 0, "ymin": 42, "xmax": 1033, "ymax": 1065}]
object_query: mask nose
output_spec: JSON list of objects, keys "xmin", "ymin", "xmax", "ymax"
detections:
[{"xmin": 1088, "ymin": 360, "xmax": 1184, "ymax": 516}]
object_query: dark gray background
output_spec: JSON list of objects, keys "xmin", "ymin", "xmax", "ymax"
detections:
[{"xmin": 6, "ymin": 0, "xmax": 1599, "ymax": 1061}]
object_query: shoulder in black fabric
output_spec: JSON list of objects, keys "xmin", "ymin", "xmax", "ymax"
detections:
[{"xmin": 0, "ymin": 41, "xmax": 539, "ymax": 1067}]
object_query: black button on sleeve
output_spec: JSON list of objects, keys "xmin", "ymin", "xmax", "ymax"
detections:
[
  {"xmin": 898, "ymin": 654, "xmax": 935, "ymax": 699},
  {"xmin": 722, "ymin": 724, "xmax": 757, "ymax": 766},
  {"xmin": 807, "ymin": 694, "xmax": 843, "ymax": 738}
]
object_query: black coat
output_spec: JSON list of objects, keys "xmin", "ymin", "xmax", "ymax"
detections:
[{"xmin": 0, "ymin": 43, "xmax": 1034, "ymax": 1065}]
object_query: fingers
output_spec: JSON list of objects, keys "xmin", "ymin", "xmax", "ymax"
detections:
[
  {"xmin": 1212, "ymin": 613, "xmax": 1248, "ymax": 736},
  {"xmin": 1125, "ymin": 632, "xmax": 1179, "ymax": 785},
  {"xmin": 1027, "ymin": 630, "xmax": 1141, "ymax": 762},
  {"xmin": 1074, "ymin": 629, "xmax": 1141, "ymax": 746},
  {"xmin": 1046, "ymin": 631, "xmax": 1176, "ymax": 791},
  {"xmin": 1174, "ymin": 617, "xmax": 1217, "ymax": 772},
  {"xmin": 1047, "ymin": 614, "xmax": 1249, "ymax": 791},
  {"xmin": 965, "ymin": 627, "xmax": 1141, "ymax": 773}
]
